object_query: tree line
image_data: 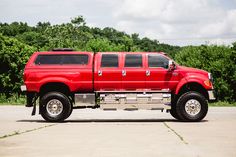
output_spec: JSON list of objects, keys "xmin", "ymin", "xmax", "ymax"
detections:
[{"xmin": 0, "ymin": 16, "xmax": 235, "ymax": 102}]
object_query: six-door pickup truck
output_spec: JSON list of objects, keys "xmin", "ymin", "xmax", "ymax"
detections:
[{"xmin": 21, "ymin": 49, "xmax": 216, "ymax": 122}]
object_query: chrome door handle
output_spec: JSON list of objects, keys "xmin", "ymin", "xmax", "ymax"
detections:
[
  {"xmin": 98, "ymin": 70, "xmax": 102, "ymax": 76},
  {"xmin": 122, "ymin": 70, "xmax": 126, "ymax": 76},
  {"xmin": 146, "ymin": 70, "xmax": 150, "ymax": 76}
]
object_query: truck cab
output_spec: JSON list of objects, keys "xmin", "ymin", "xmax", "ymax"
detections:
[
  {"xmin": 94, "ymin": 52, "xmax": 181, "ymax": 91},
  {"xmin": 21, "ymin": 50, "xmax": 216, "ymax": 122}
]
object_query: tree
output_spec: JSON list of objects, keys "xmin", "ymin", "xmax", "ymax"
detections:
[
  {"xmin": 4, "ymin": 16, "xmax": 233, "ymax": 101},
  {"xmin": 175, "ymin": 45, "xmax": 236, "ymax": 101},
  {"xmin": 0, "ymin": 34, "xmax": 36, "ymax": 95},
  {"xmin": 85, "ymin": 38, "xmax": 126, "ymax": 52},
  {"xmin": 71, "ymin": 16, "xmax": 86, "ymax": 27},
  {"xmin": 16, "ymin": 31, "xmax": 48, "ymax": 49},
  {"xmin": 0, "ymin": 22, "xmax": 31, "ymax": 36}
]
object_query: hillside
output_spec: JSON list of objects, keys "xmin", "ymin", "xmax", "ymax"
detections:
[{"xmin": 0, "ymin": 16, "xmax": 235, "ymax": 102}]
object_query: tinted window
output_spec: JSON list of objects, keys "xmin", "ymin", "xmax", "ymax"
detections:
[
  {"xmin": 148, "ymin": 54, "xmax": 169, "ymax": 68},
  {"xmin": 63, "ymin": 55, "xmax": 88, "ymax": 64},
  {"xmin": 101, "ymin": 54, "xmax": 118, "ymax": 67},
  {"xmin": 125, "ymin": 54, "xmax": 142, "ymax": 67},
  {"xmin": 35, "ymin": 54, "xmax": 89, "ymax": 65}
]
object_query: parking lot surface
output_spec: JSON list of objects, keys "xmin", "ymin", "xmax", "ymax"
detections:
[{"xmin": 0, "ymin": 106, "xmax": 236, "ymax": 157}]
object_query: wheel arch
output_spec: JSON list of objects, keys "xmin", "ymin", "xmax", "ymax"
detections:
[
  {"xmin": 39, "ymin": 82, "xmax": 71, "ymax": 96},
  {"xmin": 175, "ymin": 82, "xmax": 209, "ymax": 100}
]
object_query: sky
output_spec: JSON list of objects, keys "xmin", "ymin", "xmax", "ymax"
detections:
[{"xmin": 0, "ymin": 0, "xmax": 236, "ymax": 46}]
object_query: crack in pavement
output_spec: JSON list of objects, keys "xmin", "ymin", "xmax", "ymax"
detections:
[
  {"xmin": 0, "ymin": 124, "xmax": 56, "ymax": 139},
  {"xmin": 163, "ymin": 122, "xmax": 188, "ymax": 145}
]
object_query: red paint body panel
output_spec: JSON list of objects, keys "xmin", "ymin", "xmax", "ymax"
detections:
[
  {"xmin": 146, "ymin": 68, "xmax": 181, "ymax": 90},
  {"xmin": 94, "ymin": 53, "xmax": 122, "ymax": 91},
  {"xmin": 121, "ymin": 53, "xmax": 146, "ymax": 90},
  {"xmin": 145, "ymin": 53, "xmax": 181, "ymax": 90},
  {"xmin": 23, "ymin": 51, "xmax": 213, "ymax": 95},
  {"xmin": 24, "ymin": 51, "xmax": 93, "ymax": 92}
]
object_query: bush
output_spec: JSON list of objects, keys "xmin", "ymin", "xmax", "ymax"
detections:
[
  {"xmin": 174, "ymin": 45, "xmax": 236, "ymax": 102},
  {"xmin": 0, "ymin": 34, "xmax": 36, "ymax": 94}
]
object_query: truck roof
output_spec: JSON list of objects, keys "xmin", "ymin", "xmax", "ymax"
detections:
[
  {"xmin": 34, "ymin": 51, "xmax": 92, "ymax": 54},
  {"xmin": 97, "ymin": 52, "xmax": 166, "ymax": 54},
  {"xmin": 32, "ymin": 51, "xmax": 169, "ymax": 58}
]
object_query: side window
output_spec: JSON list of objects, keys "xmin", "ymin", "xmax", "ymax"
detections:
[
  {"xmin": 35, "ymin": 55, "xmax": 61, "ymax": 64},
  {"xmin": 125, "ymin": 54, "xmax": 142, "ymax": 67},
  {"xmin": 101, "ymin": 54, "xmax": 119, "ymax": 68},
  {"xmin": 148, "ymin": 54, "xmax": 169, "ymax": 69},
  {"xmin": 63, "ymin": 55, "xmax": 88, "ymax": 64},
  {"xmin": 35, "ymin": 54, "xmax": 89, "ymax": 65}
]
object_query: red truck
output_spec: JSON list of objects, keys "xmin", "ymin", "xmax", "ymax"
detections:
[{"xmin": 21, "ymin": 49, "xmax": 216, "ymax": 122}]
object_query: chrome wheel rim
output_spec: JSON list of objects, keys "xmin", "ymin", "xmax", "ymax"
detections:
[
  {"xmin": 185, "ymin": 99, "xmax": 201, "ymax": 116},
  {"xmin": 46, "ymin": 99, "xmax": 63, "ymax": 116}
]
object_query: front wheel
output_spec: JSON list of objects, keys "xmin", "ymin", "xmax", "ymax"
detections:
[
  {"xmin": 176, "ymin": 91, "xmax": 208, "ymax": 122},
  {"xmin": 40, "ymin": 92, "xmax": 72, "ymax": 122},
  {"xmin": 170, "ymin": 107, "xmax": 182, "ymax": 120}
]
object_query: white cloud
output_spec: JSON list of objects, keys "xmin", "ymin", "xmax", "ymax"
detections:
[
  {"xmin": 0, "ymin": 0, "xmax": 236, "ymax": 45},
  {"xmin": 113, "ymin": 0, "xmax": 236, "ymax": 45}
]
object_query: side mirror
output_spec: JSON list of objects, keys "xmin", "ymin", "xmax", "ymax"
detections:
[{"xmin": 168, "ymin": 60, "xmax": 176, "ymax": 71}]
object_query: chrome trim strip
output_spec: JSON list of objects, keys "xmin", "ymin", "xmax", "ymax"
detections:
[
  {"xmin": 100, "ymin": 103, "xmax": 171, "ymax": 110},
  {"xmin": 208, "ymin": 90, "xmax": 216, "ymax": 100},
  {"xmin": 96, "ymin": 89, "xmax": 171, "ymax": 93}
]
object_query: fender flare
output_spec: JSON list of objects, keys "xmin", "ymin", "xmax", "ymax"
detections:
[
  {"xmin": 175, "ymin": 75, "xmax": 208, "ymax": 95},
  {"xmin": 38, "ymin": 77, "xmax": 72, "ymax": 93},
  {"xmin": 175, "ymin": 78, "xmax": 188, "ymax": 95}
]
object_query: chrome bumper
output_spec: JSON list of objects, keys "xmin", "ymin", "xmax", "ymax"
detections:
[
  {"xmin": 208, "ymin": 90, "xmax": 216, "ymax": 100},
  {"xmin": 21, "ymin": 85, "xmax": 27, "ymax": 92}
]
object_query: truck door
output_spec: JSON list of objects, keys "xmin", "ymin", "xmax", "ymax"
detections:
[
  {"xmin": 94, "ymin": 53, "xmax": 122, "ymax": 91},
  {"xmin": 146, "ymin": 54, "xmax": 180, "ymax": 90},
  {"xmin": 122, "ymin": 53, "xmax": 146, "ymax": 90}
]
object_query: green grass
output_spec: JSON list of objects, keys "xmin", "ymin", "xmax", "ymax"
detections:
[
  {"xmin": 209, "ymin": 101, "xmax": 236, "ymax": 107},
  {"xmin": 0, "ymin": 94, "xmax": 26, "ymax": 105}
]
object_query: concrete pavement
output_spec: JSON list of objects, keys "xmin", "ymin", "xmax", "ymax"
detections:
[{"xmin": 0, "ymin": 106, "xmax": 236, "ymax": 157}]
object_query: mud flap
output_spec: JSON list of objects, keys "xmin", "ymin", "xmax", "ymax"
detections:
[
  {"xmin": 30, "ymin": 94, "xmax": 39, "ymax": 116},
  {"xmin": 31, "ymin": 101, "xmax": 36, "ymax": 116}
]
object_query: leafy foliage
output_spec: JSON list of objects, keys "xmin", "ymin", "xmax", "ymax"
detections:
[
  {"xmin": 0, "ymin": 34, "xmax": 36, "ymax": 95},
  {"xmin": 0, "ymin": 16, "xmax": 181, "ymax": 95},
  {"xmin": 0, "ymin": 16, "xmax": 235, "ymax": 102},
  {"xmin": 175, "ymin": 45, "xmax": 236, "ymax": 101}
]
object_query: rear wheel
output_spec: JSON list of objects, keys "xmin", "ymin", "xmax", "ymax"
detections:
[
  {"xmin": 176, "ymin": 91, "xmax": 208, "ymax": 122},
  {"xmin": 40, "ymin": 92, "xmax": 72, "ymax": 122}
]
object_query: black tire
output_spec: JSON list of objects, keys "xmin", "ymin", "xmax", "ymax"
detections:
[
  {"xmin": 170, "ymin": 97, "xmax": 184, "ymax": 121},
  {"xmin": 176, "ymin": 91, "xmax": 208, "ymax": 122},
  {"xmin": 65, "ymin": 105, "xmax": 73, "ymax": 119},
  {"xmin": 170, "ymin": 105, "xmax": 183, "ymax": 120},
  {"xmin": 40, "ymin": 92, "xmax": 72, "ymax": 122}
]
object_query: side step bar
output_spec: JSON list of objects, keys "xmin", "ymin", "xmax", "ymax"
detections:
[{"xmin": 74, "ymin": 91, "xmax": 172, "ymax": 111}]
